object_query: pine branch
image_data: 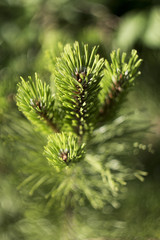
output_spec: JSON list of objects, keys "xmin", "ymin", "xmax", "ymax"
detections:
[
  {"xmin": 16, "ymin": 73, "xmax": 59, "ymax": 134},
  {"xmin": 99, "ymin": 49, "xmax": 142, "ymax": 121},
  {"xmin": 15, "ymin": 42, "xmax": 148, "ymax": 212},
  {"xmin": 44, "ymin": 132, "xmax": 85, "ymax": 171},
  {"xmin": 54, "ymin": 41, "xmax": 104, "ymax": 137}
]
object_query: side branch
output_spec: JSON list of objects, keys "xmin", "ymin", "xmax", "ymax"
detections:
[{"xmin": 99, "ymin": 73, "xmax": 126, "ymax": 116}]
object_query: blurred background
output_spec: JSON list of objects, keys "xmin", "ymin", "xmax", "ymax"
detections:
[{"xmin": 0, "ymin": 0, "xmax": 160, "ymax": 239}]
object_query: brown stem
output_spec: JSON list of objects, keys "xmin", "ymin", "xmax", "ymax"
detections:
[
  {"xmin": 99, "ymin": 73, "xmax": 126, "ymax": 117},
  {"xmin": 39, "ymin": 112, "xmax": 59, "ymax": 132},
  {"xmin": 33, "ymin": 100, "xmax": 59, "ymax": 133}
]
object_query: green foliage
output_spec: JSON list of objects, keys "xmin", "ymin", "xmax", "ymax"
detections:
[
  {"xmin": 44, "ymin": 133, "xmax": 85, "ymax": 171},
  {"xmin": 99, "ymin": 49, "xmax": 142, "ymax": 120},
  {"xmin": 14, "ymin": 111, "xmax": 149, "ymax": 212},
  {"xmin": 16, "ymin": 73, "xmax": 58, "ymax": 134},
  {"xmin": 17, "ymin": 42, "xmax": 141, "ymax": 195},
  {"xmin": 16, "ymin": 41, "xmax": 145, "ymax": 212},
  {"xmin": 1, "ymin": 1, "xmax": 160, "ymax": 239},
  {"xmin": 16, "ymin": 43, "xmax": 142, "ymax": 143},
  {"xmin": 55, "ymin": 41, "xmax": 104, "ymax": 135}
]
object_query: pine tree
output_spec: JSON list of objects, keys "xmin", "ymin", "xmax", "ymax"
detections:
[{"xmin": 15, "ymin": 41, "xmax": 148, "ymax": 239}]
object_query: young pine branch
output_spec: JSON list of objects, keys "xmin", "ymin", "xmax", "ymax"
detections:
[
  {"xmin": 55, "ymin": 41, "xmax": 104, "ymax": 136},
  {"xmin": 16, "ymin": 42, "xmax": 148, "ymax": 210},
  {"xmin": 16, "ymin": 73, "xmax": 59, "ymax": 134},
  {"xmin": 99, "ymin": 49, "xmax": 142, "ymax": 121},
  {"xmin": 44, "ymin": 132, "xmax": 85, "ymax": 172}
]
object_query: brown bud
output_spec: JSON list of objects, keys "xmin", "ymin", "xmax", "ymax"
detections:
[
  {"xmin": 117, "ymin": 86, "xmax": 122, "ymax": 92},
  {"xmin": 62, "ymin": 153, "xmax": 68, "ymax": 162},
  {"xmin": 36, "ymin": 101, "xmax": 42, "ymax": 109}
]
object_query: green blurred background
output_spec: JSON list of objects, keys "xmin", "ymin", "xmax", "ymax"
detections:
[{"xmin": 0, "ymin": 0, "xmax": 160, "ymax": 239}]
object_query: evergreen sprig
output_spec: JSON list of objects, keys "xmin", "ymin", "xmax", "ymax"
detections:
[
  {"xmin": 17, "ymin": 73, "xmax": 58, "ymax": 134},
  {"xmin": 15, "ymin": 42, "xmax": 146, "ymax": 210},
  {"xmin": 44, "ymin": 133, "xmax": 85, "ymax": 171},
  {"xmin": 99, "ymin": 49, "xmax": 142, "ymax": 119},
  {"xmin": 55, "ymin": 41, "xmax": 104, "ymax": 136}
]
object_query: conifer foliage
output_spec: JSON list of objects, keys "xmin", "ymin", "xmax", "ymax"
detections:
[
  {"xmin": 99, "ymin": 49, "xmax": 142, "ymax": 119},
  {"xmin": 17, "ymin": 73, "xmax": 57, "ymax": 134},
  {"xmin": 45, "ymin": 133, "xmax": 85, "ymax": 171},
  {"xmin": 55, "ymin": 42, "xmax": 104, "ymax": 135},
  {"xmin": 16, "ymin": 41, "xmax": 144, "ymax": 208}
]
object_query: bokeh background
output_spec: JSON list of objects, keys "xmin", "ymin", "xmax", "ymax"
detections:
[{"xmin": 0, "ymin": 0, "xmax": 160, "ymax": 239}]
